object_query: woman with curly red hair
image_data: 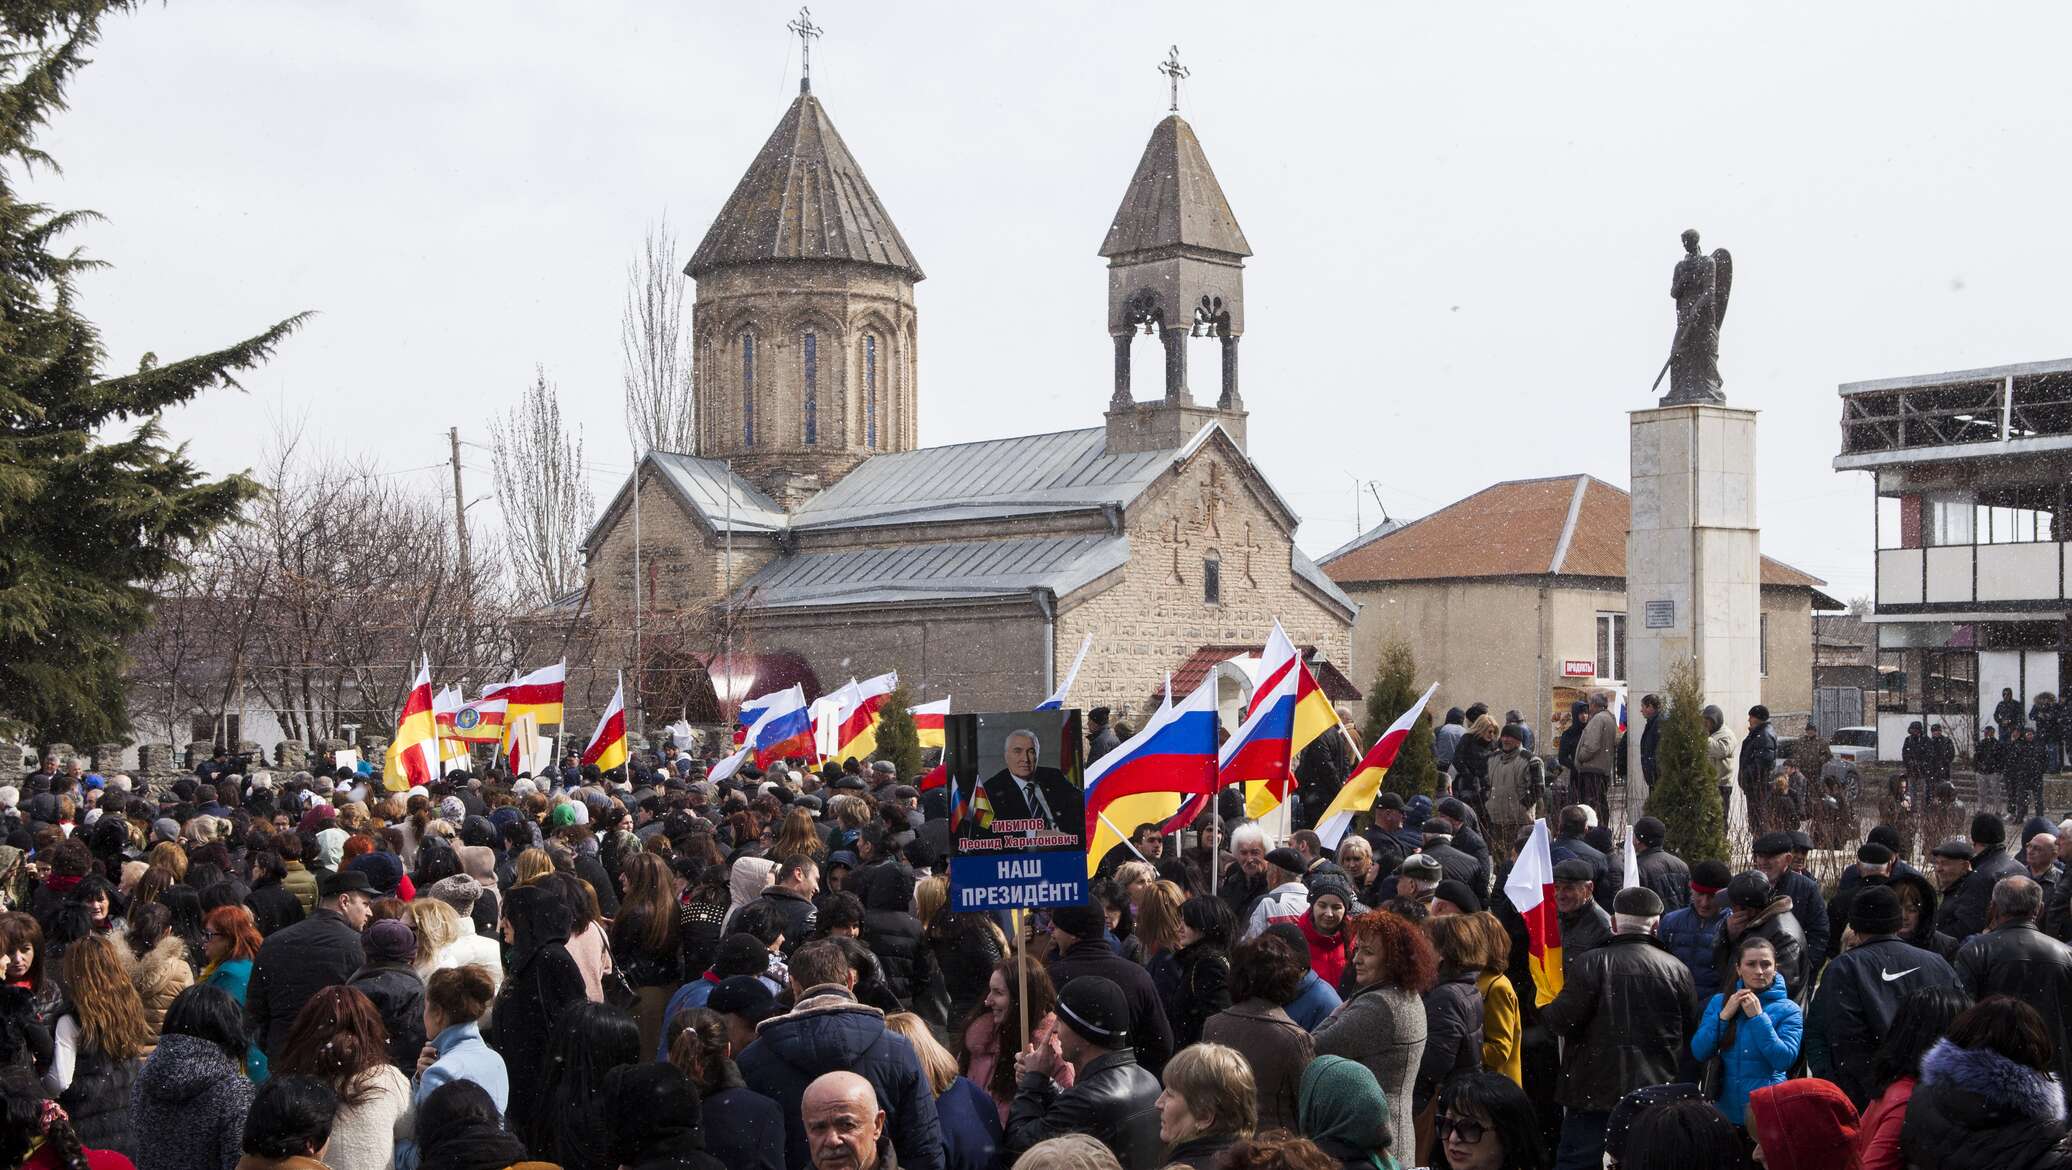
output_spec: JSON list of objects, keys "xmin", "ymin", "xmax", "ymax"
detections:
[{"xmin": 1312, "ymin": 910, "xmax": 1436, "ymax": 1161}]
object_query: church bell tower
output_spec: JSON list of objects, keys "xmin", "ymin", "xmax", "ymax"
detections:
[
  {"xmin": 1102, "ymin": 48, "xmax": 1251, "ymax": 456},
  {"xmin": 685, "ymin": 9, "xmax": 923, "ymax": 507}
]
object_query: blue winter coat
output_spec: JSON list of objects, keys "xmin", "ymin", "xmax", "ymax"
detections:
[
  {"xmin": 737, "ymin": 987, "xmax": 945, "ymax": 1170},
  {"xmin": 1658, "ymin": 905, "xmax": 1727, "ymax": 1002},
  {"xmin": 1283, "ymin": 969, "xmax": 1343, "ymax": 1032},
  {"xmin": 1691, "ymin": 978, "xmax": 1802, "ymax": 1124},
  {"xmin": 935, "ymin": 1075, "xmax": 1004, "ymax": 1170}
]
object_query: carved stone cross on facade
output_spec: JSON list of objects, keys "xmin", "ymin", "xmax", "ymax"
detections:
[{"xmin": 1159, "ymin": 45, "xmax": 1189, "ymax": 113}]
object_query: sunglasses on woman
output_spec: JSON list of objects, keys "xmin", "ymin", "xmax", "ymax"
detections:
[{"xmin": 1434, "ymin": 1115, "xmax": 1487, "ymax": 1143}]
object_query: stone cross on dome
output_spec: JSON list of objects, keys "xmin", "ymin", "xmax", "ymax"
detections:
[
  {"xmin": 1158, "ymin": 45, "xmax": 1189, "ymax": 113},
  {"xmin": 788, "ymin": 7, "xmax": 823, "ymax": 94}
]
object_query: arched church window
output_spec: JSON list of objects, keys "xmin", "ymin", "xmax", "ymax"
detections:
[
  {"xmin": 1203, "ymin": 550, "xmax": 1222, "ymax": 605},
  {"xmin": 802, "ymin": 331, "xmax": 818, "ymax": 445},
  {"xmin": 740, "ymin": 331, "xmax": 756, "ymax": 446},
  {"xmin": 864, "ymin": 332, "xmax": 879, "ymax": 451}
]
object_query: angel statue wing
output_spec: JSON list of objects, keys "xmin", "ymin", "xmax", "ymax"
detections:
[{"xmin": 1711, "ymin": 248, "xmax": 1733, "ymax": 333}]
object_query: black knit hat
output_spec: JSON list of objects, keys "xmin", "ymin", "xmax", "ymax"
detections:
[
  {"xmin": 1633, "ymin": 816, "xmax": 1667, "ymax": 846},
  {"xmin": 1049, "ymin": 902, "xmax": 1107, "ymax": 941},
  {"xmin": 1868, "ymin": 824, "xmax": 1902, "ymax": 852},
  {"xmin": 1850, "ymin": 885, "xmax": 1904, "ymax": 937},
  {"xmin": 1689, "ymin": 859, "xmax": 1732, "ymax": 893},
  {"xmin": 1055, "ymin": 975, "xmax": 1129, "ymax": 1045}
]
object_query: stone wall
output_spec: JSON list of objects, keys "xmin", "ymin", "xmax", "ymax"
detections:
[
  {"xmin": 748, "ymin": 598, "xmax": 1047, "ymax": 714},
  {"xmin": 1057, "ymin": 438, "xmax": 1354, "ymax": 727}
]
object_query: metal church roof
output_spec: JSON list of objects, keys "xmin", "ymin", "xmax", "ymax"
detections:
[{"xmin": 738, "ymin": 533, "xmax": 1131, "ymax": 609}]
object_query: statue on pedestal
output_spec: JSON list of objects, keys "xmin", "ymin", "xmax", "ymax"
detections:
[{"xmin": 1654, "ymin": 228, "xmax": 1733, "ymax": 405}]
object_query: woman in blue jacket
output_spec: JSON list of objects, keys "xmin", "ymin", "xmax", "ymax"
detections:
[{"xmin": 1691, "ymin": 934, "xmax": 1802, "ymax": 1126}]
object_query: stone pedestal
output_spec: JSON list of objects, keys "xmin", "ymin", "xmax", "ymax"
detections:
[{"xmin": 1626, "ymin": 404, "xmax": 1762, "ymax": 840}]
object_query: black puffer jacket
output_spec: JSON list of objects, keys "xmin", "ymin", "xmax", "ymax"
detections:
[
  {"xmin": 1804, "ymin": 934, "xmax": 1960, "ymax": 1107},
  {"xmin": 246, "ymin": 908, "xmax": 364, "ymax": 1058},
  {"xmin": 1537, "ymin": 932, "xmax": 1696, "ymax": 1113},
  {"xmin": 862, "ymin": 878, "xmax": 932, "ymax": 1007},
  {"xmin": 1902, "ymin": 1039, "xmax": 2072, "ymax": 1170},
  {"xmin": 1714, "ymin": 895, "xmax": 1807, "ymax": 1000},
  {"xmin": 1634, "ymin": 847, "xmax": 1692, "ymax": 914},
  {"xmin": 1005, "ymin": 1049, "xmax": 1163, "ymax": 1170},
  {"xmin": 348, "ymin": 961, "xmax": 427, "ymax": 1071},
  {"xmin": 59, "ymin": 1040, "xmax": 137, "ymax": 1157},
  {"xmin": 1414, "ymin": 967, "xmax": 1483, "ymax": 1115},
  {"xmin": 1957, "ymin": 921, "xmax": 2072, "ymax": 1110}
]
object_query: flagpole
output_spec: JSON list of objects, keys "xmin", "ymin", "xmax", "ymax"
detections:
[
  {"xmin": 1096, "ymin": 811, "xmax": 1149, "ymax": 864},
  {"xmin": 552, "ymin": 658, "xmax": 566, "ymax": 786}
]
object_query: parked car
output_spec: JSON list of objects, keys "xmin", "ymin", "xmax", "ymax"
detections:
[{"xmin": 1829, "ymin": 726, "xmax": 1879, "ymax": 766}]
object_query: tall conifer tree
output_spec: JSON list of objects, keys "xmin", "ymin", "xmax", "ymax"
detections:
[
  {"xmin": 1, "ymin": 3, "xmax": 307, "ymax": 741},
  {"xmin": 1644, "ymin": 659, "xmax": 1728, "ymax": 862}
]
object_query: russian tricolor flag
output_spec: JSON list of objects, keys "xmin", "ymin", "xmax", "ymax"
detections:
[
  {"xmin": 1083, "ymin": 676, "xmax": 1220, "ymax": 876},
  {"xmin": 746, "ymin": 684, "xmax": 815, "ymax": 767}
]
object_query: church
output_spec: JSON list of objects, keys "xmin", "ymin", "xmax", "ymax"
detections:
[{"xmin": 578, "ymin": 52, "xmax": 1356, "ymax": 731}]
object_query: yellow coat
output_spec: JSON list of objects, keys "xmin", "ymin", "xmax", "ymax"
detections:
[{"xmin": 1477, "ymin": 970, "xmax": 1522, "ymax": 1085}]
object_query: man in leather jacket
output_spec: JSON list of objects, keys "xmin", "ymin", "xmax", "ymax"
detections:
[
  {"xmin": 1538, "ymin": 886, "xmax": 1697, "ymax": 1170},
  {"xmin": 1738, "ymin": 705, "xmax": 1779, "ymax": 818},
  {"xmin": 1005, "ymin": 975, "xmax": 1163, "ymax": 1169},
  {"xmin": 1805, "ymin": 883, "xmax": 1960, "ymax": 1107},
  {"xmin": 1714, "ymin": 871, "xmax": 1806, "ymax": 1000},
  {"xmin": 1955, "ymin": 875, "xmax": 2072, "ymax": 1111}
]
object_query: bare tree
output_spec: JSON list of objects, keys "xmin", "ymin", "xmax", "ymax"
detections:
[
  {"xmin": 493, "ymin": 367, "xmax": 595, "ymax": 609},
  {"xmin": 622, "ymin": 216, "xmax": 696, "ymax": 457}
]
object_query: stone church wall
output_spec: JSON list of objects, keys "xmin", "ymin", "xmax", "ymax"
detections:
[
  {"xmin": 1057, "ymin": 441, "xmax": 1354, "ymax": 726},
  {"xmin": 747, "ymin": 599, "xmax": 1048, "ymax": 713}
]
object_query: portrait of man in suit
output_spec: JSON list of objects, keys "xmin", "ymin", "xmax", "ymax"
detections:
[{"xmin": 979, "ymin": 727, "xmax": 1085, "ymax": 843}]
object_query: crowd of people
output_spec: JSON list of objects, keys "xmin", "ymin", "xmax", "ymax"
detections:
[{"xmin": 1, "ymin": 690, "xmax": 2070, "ymax": 1170}]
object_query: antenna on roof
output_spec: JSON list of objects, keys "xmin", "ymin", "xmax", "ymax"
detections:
[
  {"xmin": 1158, "ymin": 45, "xmax": 1189, "ymax": 113},
  {"xmin": 788, "ymin": 7, "xmax": 823, "ymax": 94}
]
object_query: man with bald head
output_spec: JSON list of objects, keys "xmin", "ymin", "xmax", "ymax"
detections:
[{"xmin": 804, "ymin": 1072, "xmax": 888, "ymax": 1170}]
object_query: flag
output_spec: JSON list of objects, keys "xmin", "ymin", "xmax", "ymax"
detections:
[
  {"xmin": 919, "ymin": 761, "xmax": 948, "ymax": 791},
  {"xmin": 708, "ymin": 744, "xmax": 751, "ymax": 784},
  {"xmin": 746, "ymin": 684, "xmax": 815, "ymax": 767},
  {"xmin": 445, "ymin": 696, "xmax": 508, "ymax": 743},
  {"xmin": 432, "ymin": 685, "xmax": 463, "ymax": 736},
  {"xmin": 911, "ymin": 697, "xmax": 950, "ymax": 750},
  {"xmin": 486, "ymin": 661, "xmax": 566, "ymax": 730},
  {"xmin": 437, "ymin": 736, "xmax": 472, "ymax": 776},
  {"xmin": 1037, "ymin": 633, "xmax": 1093, "ymax": 710},
  {"xmin": 1217, "ymin": 622, "xmax": 1343, "ymax": 820},
  {"xmin": 811, "ymin": 681, "xmax": 857, "ymax": 760},
  {"xmin": 581, "ymin": 673, "xmax": 629, "ymax": 773},
  {"xmin": 948, "ymin": 773, "xmax": 976, "ymax": 832},
  {"xmin": 386, "ymin": 655, "xmax": 439, "ymax": 790},
  {"xmin": 1504, "ymin": 818, "xmax": 1564, "ymax": 1006},
  {"xmin": 1083, "ymin": 676, "xmax": 1220, "ymax": 877},
  {"xmin": 1622, "ymin": 824, "xmax": 1640, "ymax": 891},
  {"xmin": 835, "ymin": 672, "xmax": 899, "ymax": 761},
  {"xmin": 736, "ymin": 688, "xmax": 785, "ymax": 746},
  {"xmin": 506, "ymin": 712, "xmax": 544, "ymax": 775},
  {"xmin": 1315, "ymin": 681, "xmax": 1441, "ymax": 849}
]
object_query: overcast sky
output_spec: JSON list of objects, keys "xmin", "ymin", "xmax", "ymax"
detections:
[{"xmin": 36, "ymin": 2, "xmax": 2072, "ymax": 604}]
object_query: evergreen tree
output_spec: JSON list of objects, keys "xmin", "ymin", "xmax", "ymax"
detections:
[
  {"xmin": 1, "ymin": 3, "xmax": 307, "ymax": 743},
  {"xmin": 870, "ymin": 682, "xmax": 924, "ymax": 782},
  {"xmin": 1365, "ymin": 637, "xmax": 1439, "ymax": 798},
  {"xmin": 1644, "ymin": 659, "xmax": 1727, "ymax": 862}
]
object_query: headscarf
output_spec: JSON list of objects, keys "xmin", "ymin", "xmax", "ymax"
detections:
[
  {"xmin": 415, "ymin": 1079, "xmax": 531, "ymax": 1170},
  {"xmin": 314, "ymin": 826, "xmax": 348, "ymax": 870},
  {"xmin": 455, "ymin": 845, "xmax": 498, "ymax": 887},
  {"xmin": 502, "ymin": 881, "xmax": 573, "ymax": 974},
  {"xmin": 723, "ymin": 856, "xmax": 779, "ymax": 932},
  {"xmin": 1300, "ymin": 1053, "xmax": 1393, "ymax": 1154}
]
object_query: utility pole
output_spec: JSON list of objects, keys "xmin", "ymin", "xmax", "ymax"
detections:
[{"xmin": 448, "ymin": 427, "xmax": 472, "ymax": 581}]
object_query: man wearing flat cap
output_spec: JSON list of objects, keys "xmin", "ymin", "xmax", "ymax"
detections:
[
  {"xmin": 1005, "ymin": 974, "xmax": 1162, "ymax": 1168},
  {"xmin": 1552, "ymin": 858, "xmax": 1611, "ymax": 977},
  {"xmin": 1714, "ymin": 871, "xmax": 1806, "ymax": 1000},
  {"xmin": 1751, "ymin": 830, "xmax": 1830, "ymax": 981},
  {"xmin": 1539, "ymin": 880, "xmax": 1695, "ymax": 1170},
  {"xmin": 1805, "ymin": 882, "xmax": 1959, "ymax": 1108},
  {"xmin": 1242, "ymin": 848, "xmax": 1312, "ymax": 941}
]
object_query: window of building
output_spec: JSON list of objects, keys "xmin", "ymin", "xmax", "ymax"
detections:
[
  {"xmin": 740, "ymin": 332, "xmax": 756, "ymax": 446},
  {"xmin": 1203, "ymin": 552, "xmax": 1222, "ymax": 605},
  {"xmin": 1925, "ymin": 491, "xmax": 1973, "ymax": 546},
  {"xmin": 802, "ymin": 331, "xmax": 817, "ymax": 445},
  {"xmin": 1759, "ymin": 612, "xmax": 1769, "ymax": 677},
  {"xmin": 1596, "ymin": 612, "xmax": 1625, "ymax": 681},
  {"xmin": 864, "ymin": 333, "xmax": 879, "ymax": 451},
  {"xmin": 1877, "ymin": 646, "xmax": 1979, "ymax": 715}
]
